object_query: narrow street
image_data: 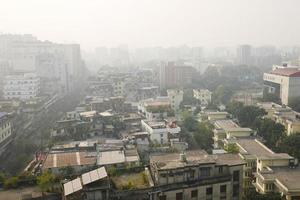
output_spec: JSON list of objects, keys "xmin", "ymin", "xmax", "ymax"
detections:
[{"xmin": 0, "ymin": 90, "xmax": 85, "ymax": 175}]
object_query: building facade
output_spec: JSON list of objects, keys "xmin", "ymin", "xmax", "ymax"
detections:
[
  {"xmin": 3, "ymin": 73, "xmax": 40, "ymax": 100},
  {"xmin": 150, "ymin": 151, "xmax": 245, "ymax": 200},
  {"xmin": 0, "ymin": 112, "xmax": 12, "ymax": 156},
  {"xmin": 167, "ymin": 89, "xmax": 183, "ymax": 112},
  {"xmin": 236, "ymin": 45, "xmax": 252, "ymax": 66},
  {"xmin": 159, "ymin": 62, "xmax": 197, "ymax": 90},
  {"xmin": 263, "ymin": 66, "xmax": 300, "ymax": 105},
  {"xmin": 193, "ymin": 89, "xmax": 212, "ymax": 105}
]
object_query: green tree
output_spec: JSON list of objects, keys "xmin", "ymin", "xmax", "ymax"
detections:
[
  {"xmin": 179, "ymin": 89, "xmax": 199, "ymax": 108},
  {"xmin": 253, "ymin": 118, "xmax": 285, "ymax": 149},
  {"xmin": 225, "ymin": 143, "xmax": 239, "ymax": 153},
  {"xmin": 0, "ymin": 173, "xmax": 5, "ymax": 183},
  {"xmin": 37, "ymin": 171, "xmax": 56, "ymax": 192},
  {"xmin": 193, "ymin": 122, "xmax": 214, "ymax": 151},
  {"xmin": 181, "ymin": 111, "xmax": 198, "ymax": 132},
  {"xmin": 213, "ymin": 85, "xmax": 233, "ymax": 105},
  {"xmin": 4, "ymin": 176, "xmax": 19, "ymax": 189},
  {"xmin": 227, "ymin": 102, "xmax": 266, "ymax": 127},
  {"xmin": 278, "ymin": 133, "xmax": 300, "ymax": 159}
]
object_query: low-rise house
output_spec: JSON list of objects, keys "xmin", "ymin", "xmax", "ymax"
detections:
[
  {"xmin": 200, "ymin": 111, "xmax": 229, "ymax": 122},
  {"xmin": 97, "ymin": 149, "xmax": 140, "ymax": 168},
  {"xmin": 213, "ymin": 120, "xmax": 253, "ymax": 148},
  {"xmin": 50, "ymin": 119, "xmax": 90, "ymax": 138},
  {"xmin": 138, "ymin": 97, "xmax": 171, "ymax": 121},
  {"xmin": 131, "ymin": 132, "xmax": 150, "ymax": 152},
  {"xmin": 170, "ymin": 138, "xmax": 188, "ymax": 152},
  {"xmin": 66, "ymin": 111, "xmax": 81, "ymax": 120},
  {"xmin": 42, "ymin": 146, "xmax": 139, "ymax": 175},
  {"xmin": 254, "ymin": 165, "xmax": 300, "ymax": 200},
  {"xmin": 137, "ymin": 86, "xmax": 159, "ymax": 101},
  {"xmin": 141, "ymin": 120, "xmax": 181, "ymax": 145},
  {"xmin": 87, "ymin": 96, "xmax": 131, "ymax": 113},
  {"xmin": 257, "ymin": 102, "xmax": 300, "ymax": 135},
  {"xmin": 231, "ymin": 88, "xmax": 263, "ymax": 106},
  {"xmin": 225, "ymin": 137, "xmax": 294, "ymax": 189},
  {"xmin": 42, "ymin": 151, "xmax": 97, "ymax": 175}
]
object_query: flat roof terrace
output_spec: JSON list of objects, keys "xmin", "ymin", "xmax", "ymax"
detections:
[
  {"xmin": 236, "ymin": 138, "xmax": 292, "ymax": 160},
  {"xmin": 259, "ymin": 166, "xmax": 300, "ymax": 192}
]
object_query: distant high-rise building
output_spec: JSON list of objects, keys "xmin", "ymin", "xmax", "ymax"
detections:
[
  {"xmin": 110, "ymin": 45, "xmax": 130, "ymax": 67},
  {"xmin": 35, "ymin": 53, "xmax": 70, "ymax": 94},
  {"xmin": 237, "ymin": 45, "xmax": 252, "ymax": 65},
  {"xmin": 95, "ymin": 47, "xmax": 109, "ymax": 66},
  {"xmin": 159, "ymin": 62, "xmax": 197, "ymax": 90},
  {"xmin": 0, "ymin": 34, "xmax": 85, "ymax": 91},
  {"xmin": 252, "ymin": 46, "xmax": 281, "ymax": 67}
]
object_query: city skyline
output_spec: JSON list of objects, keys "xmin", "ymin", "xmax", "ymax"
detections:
[{"xmin": 1, "ymin": 0, "xmax": 300, "ymax": 51}]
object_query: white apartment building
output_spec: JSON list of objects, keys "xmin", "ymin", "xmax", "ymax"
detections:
[
  {"xmin": 0, "ymin": 112, "xmax": 12, "ymax": 155},
  {"xmin": 167, "ymin": 89, "xmax": 183, "ymax": 112},
  {"xmin": 141, "ymin": 120, "xmax": 181, "ymax": 144},
  {"xmin": 193, "ymin": 89, "xmax": 212, "ymax": 105},
  {"xmin": 263, "ymin": 65, "xmax": 300, "ymax": 105},
  {"xmin": 3, "ymin": 73, "xmax": 40, "ymax": 100},
  {"xmin": 138, "ymin": 97, "xmax": 171, "ymax": 121}
]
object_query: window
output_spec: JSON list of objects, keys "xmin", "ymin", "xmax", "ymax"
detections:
[
  {"xmin": 219, "ymin": 166, "xmax": 223, "ymax": 174},
  {"xmin": 233, "ymin": 184, "xmax": 239, "ymax": 198},
  {"xmin": 176, "ymin": 192, "xmax": 183, "ymax": 200},
  {"xmin": 200, "ymin": 167, "xmax": 211, "ymax": 177},
  {"xmin": 266, "ymin": 183, "xmax": 274, "ymax": 191},
  {"xmin": 159, "ymin": 195, "xmax": 166, "ymax": 200},
  {"xmin": 191, "ymin": 190, "xmax": 198, "ymax": 198},
  {"xmin": 233, "ymin": 170, "xmax": 240, "ymax": 182},
  {"xmin": 189, "ymin": 170, "xmax": 195, "ymax": 179},
  {"xmin": 220, "ymin": 185, "xmax": 226, "ymax": 193},
  {"xmin": 206, "ymin": 187, "xmax": 213, "ymax": 195}
]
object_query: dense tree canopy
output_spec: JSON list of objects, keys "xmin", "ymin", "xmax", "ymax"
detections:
[
  {"xmin": 213, "ymin": 85, "xmax": 233, "ymax": 105},
  {"xmin": 226, "ymin": 102, "xmax": 266, "ymax": 127},
  {"xmin": 278, "ymin": 133, "xmax": 300, "ymax": 159},
  {"xmin": 193, "ymin": 122, "xmax": 214, "ymax": 151},
  {"xmin": 253, "ymin": 118, "xmax": 285, "ymax": 150},
  {"xmin": 37, "ymin": 171, "xmax": 56, "ymax": 192},
  {"xmin": 181, "ymin": 112, "xmax": 213, "ymax": 150}
]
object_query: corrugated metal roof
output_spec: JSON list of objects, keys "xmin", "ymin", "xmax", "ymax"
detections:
[
  {"xmin": 82, "ymin": 167, "xmax": 107, "ymax": 185},
  {"xmin": 64, "ymin": 178, "xmax": 82, "ymax": 196},
  {"xmin": 97, "ymin": 150, "xmax": 125, "ymax": 165}
]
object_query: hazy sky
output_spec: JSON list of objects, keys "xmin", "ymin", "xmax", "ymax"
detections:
[{"xmin": 1, "ymin": 0, "xmax": 300, "ymax": 50}]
